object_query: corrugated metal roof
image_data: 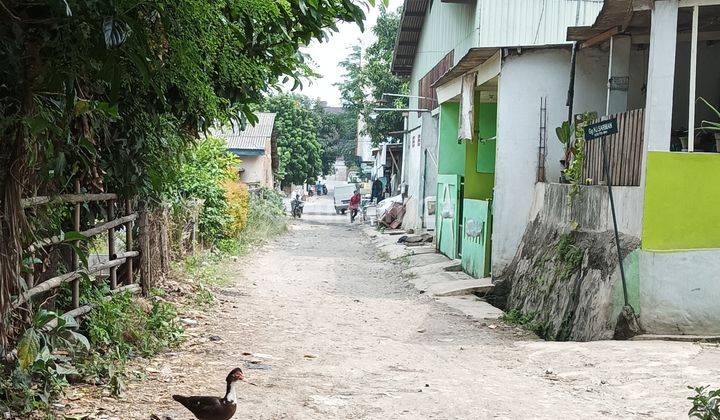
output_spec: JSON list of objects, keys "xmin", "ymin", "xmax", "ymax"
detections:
[
  {"xmin": 431, "ymin": 47, "xmax": 499, "ymax": 88},
  {"xmin": 391, "ymin": 0, "xmax": 432, "ymax": 75},
  {"xmin": 566, "ymin": 0, "xmax": 634, "ymax": 42},
  {"xmin": 213, "ymin": 112, "xmax": 276, "ymax": 151}
]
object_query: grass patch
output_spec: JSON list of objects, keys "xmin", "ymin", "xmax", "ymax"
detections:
[{"xmin": 502, "ymin": 309, "xmax": 551, "ymax": 338}]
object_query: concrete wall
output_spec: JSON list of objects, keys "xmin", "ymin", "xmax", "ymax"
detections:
[
  {"xmin": 239, "ymin": 153, "xmax": 272, "ymax": 187},
  {"xmin": 529, "ymin": 183, "xmax": 643, "ymax": 237},
  {"xmin": 493, "ymin": 47, "xmax": 608, "ymax": 276},
  {"xmin": 494, "ymin": 182, "xmax": 641, "ymax": 341},
  {"xmin": 639, "ymin": 249, "xmax": 720, "ymax": 335},
  {"xmin": 402, "ymin": 113, "xmax": 440, "ymax": 231}
]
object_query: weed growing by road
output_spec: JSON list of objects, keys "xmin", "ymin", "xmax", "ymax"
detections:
[
  {"xmin": 0, "ymin": 291, "xmax": 182, "ymax": 417},
  {"xmin": 502, "ymin": 309, "xmax": 551, "ymax": 338},
  {"xmin": 688, "ymin": 386, "xmax": 720, "ymax": 419}
]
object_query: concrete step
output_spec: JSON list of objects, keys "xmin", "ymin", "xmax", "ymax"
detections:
[
  {"xmin": 631, "ymin": 334, "xmax": 720, "ymax": 343},
  {"xmin": 407, "ymin": 252, "xmax": 449, "ymax": 267},
  {"xmin": 402, "ymin": 259, "xmax": 461, "ymax": 277},
  {"xmin": 427, "ymin": 277, "xmax": 494, "ymax": 297},
  {"xmin": 436, "ymin": 295, "xmax": 504, "ymax": 320}
]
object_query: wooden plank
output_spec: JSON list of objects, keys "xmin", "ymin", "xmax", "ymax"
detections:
[
  {"xmin": 125, "ymin": 200, "xmax": 134, "ymax": 285},
  {"xmin": 108, "ymin": 200, "xmax": 117, "ymax": 290},
  {"xmin": 27, "ymin": 213, "xmax": 137, "ymax": 253},
  {"xmin": 21, "ymin": 193, "xmax": 118, "ymax": 208},
  {"xmin": 72, "ymin": 180, "xmax": 81, "ymax": 309},
  {"xmin": 12, "ymin": 251, "xmax": 139, "ymax": 308}
]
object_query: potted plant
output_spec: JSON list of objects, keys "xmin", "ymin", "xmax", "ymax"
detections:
[{"xmin": 699, "ymin": 98, "xmax": 720, "ymax": 152}]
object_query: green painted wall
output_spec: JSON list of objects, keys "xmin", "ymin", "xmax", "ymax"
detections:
[
  {"xmin": 438, "ymin": 102, "xmax": 465, "ymax": 176},
  {"xmin": 461, "ymin": 199, "xmax": 492, "ymax": 278},
  {"xmin": 437, "ymin": 174, "xmax": 462, "ymax": 259},
  {"xmin": 611, "ymin": 249, "xmax": 641, "ymax": 316},
  {"xmin": 476, "ymin": 101, "xmax": 497, "ymax": 173},
  {"xmin": 464, "ymin": 101, "xmax": 497, "ymax": 200},
  {"xmin": 643, "ymin": 152, "xmax": 720, "ymax": 250}
]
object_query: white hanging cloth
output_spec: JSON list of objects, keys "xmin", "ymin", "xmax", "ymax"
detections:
[{"xmin": 458, "ymin": 72, "xmax": 476, "ymax": 142}]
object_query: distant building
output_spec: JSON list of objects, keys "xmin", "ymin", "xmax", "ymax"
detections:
[{"xmin": 214, "ymin": 113, "xmax": 276, "ymax": 187}]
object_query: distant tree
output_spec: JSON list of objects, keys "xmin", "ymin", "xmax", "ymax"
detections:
[
  {"xmin": 262, "ymin": 95, "xmax": 324, "ymax": 186},
  {"xmin": 317, "ymin": 108, "xmax": 358, "ymax": 174},
  {"xmin": 337, "ymin": 6, "xmax": 408, "ymax": 146}
]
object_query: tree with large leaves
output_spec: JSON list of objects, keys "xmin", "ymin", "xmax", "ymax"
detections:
[
  {"xmin": 337, "ymin": 5, "xmax": 408, "ymax": 146},
  {"xmin": 0, "ymin": 0, "xmax": 380, "ymax": 348}
]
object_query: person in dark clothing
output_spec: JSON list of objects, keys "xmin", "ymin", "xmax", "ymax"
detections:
[{"xmin": 371, "ymin": 179, "xmax": 383, "ymax": 203}]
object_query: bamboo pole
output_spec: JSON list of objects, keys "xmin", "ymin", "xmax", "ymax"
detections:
[
  {"xmin": 125, "ymin": 199, "xmax": 134, "ymax": 285},
  {"xmin": 108, "ymin": 200, "xmax": 117, "ymax": 290},
  {"xmin": 21, "ymin": 193, "xmax": 118, "ymax": 208},
  {"xmin": 12, "ymin": 251, "xmax": 138, "ymax": 309},
  {"xmin": 72, "ymin": 181, "xmax": 81, "ymax": 309},
  {"xmin": 42, "ymin": 284, "xmax": 140, "ymax": 331},
  {"xmin": 27, "ymin": 214, "xmax": 137, "ymax": 253}
]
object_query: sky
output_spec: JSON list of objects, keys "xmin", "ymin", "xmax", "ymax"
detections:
[{"xmin": 292, "ymin": 0, "xmax": 404, "ymax": 107}]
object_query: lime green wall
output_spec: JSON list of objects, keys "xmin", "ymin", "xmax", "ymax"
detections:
[
  {"xmin": 464, "ymin": 101, "xmax": 497, "ymax": 200},
  {"xmin": 438, "ymin": 102, "xmax": 465, "ymax": 176},
  {"xmin": 643, "ymin": 152, "xmax": 720, "ymax": 250}
]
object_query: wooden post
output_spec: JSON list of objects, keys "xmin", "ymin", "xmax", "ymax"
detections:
[
  {"xmin": 72, "ymin": 180, "xmax": 81, "ymax": 309},
  {"xmin": 137, "ymin": 201, "xmax": 150, "ymax": 295},
  {"xmin": 125, "ymin": 199, "xmax": 133, "ymax": 285},
  {"xmin": 108, "ymin": 200, "xmax": 117, "ymax": 290}
]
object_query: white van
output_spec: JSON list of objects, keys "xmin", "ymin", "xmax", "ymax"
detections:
[{"xmin": 333, "ymin": 184, "xmax": 356, "ymax": 214}]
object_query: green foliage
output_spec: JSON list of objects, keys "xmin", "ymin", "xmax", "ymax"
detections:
[
  {"xmin": 502, "ymin": 310, "xmax": 549, "ymax": 338},
  {"xmin": 555, "ymin": 121, "xmax": 572, "ymax": 145},
  {"xmin": 337, "ymin": 6, "xmax": 408, "ymax": 146},
  {"xmin": 559, "ymin": 112, "xmax": 597, "ymax": 203},
  {"xmin": 556, "ymin": 233, "xmax": 584, "ymax": 282},
  {"xmin": 1, "ymin": 310, "xmax": 89, "ymax": 415},
  {"xmin": 317, "ymin": 108, "xmax": 359, "ymax": 173},
  {"xmin": 84, "ymin": 291, "xmax": 182, "ymax": 360},
  {"xmin": 168, "ymin": 137, "xmax": 238, "ymax": 243},
  {"xmin": 700, "ymin": 98, "xmax": 720, "ymax": 134},
  {"xmin": 688, "ymin": 386, "xmax": 720, "ymax": 419},
  {"xmin": 262, "ymin": 94, "xmax": 324, "ymax": 186}
]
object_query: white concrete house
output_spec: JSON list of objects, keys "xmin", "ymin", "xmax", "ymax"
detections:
[{"xmin": 391, "ymin": 0, "xmax": 603, "ymax": 275}]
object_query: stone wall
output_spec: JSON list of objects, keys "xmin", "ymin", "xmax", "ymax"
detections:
[{"xmin": 490, "ymin": 183, "xmax": 642, "ymax": 341}]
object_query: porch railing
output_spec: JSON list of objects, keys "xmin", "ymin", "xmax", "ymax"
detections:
[{"xmin": 582, "ymin": 108, "xmax": 645, "ymax": 186}]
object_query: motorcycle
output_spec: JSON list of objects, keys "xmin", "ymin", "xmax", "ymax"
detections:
[{"xmin": 291, "ymin": 199, "xmax": 304, "ymax": 218}]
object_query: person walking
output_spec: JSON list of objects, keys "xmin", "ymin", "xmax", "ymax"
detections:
[
  {"xmin": 349, "ymin": 190, "xmax": 361, "ymax": 223},
  {"xmin": 371, "ymin": 179, "xmax": 383, "ymax": 203}
]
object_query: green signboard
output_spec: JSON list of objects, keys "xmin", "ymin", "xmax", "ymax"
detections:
[{"xmin": 584, "ymin": 118, "xmax": 618, "ymax": 141}]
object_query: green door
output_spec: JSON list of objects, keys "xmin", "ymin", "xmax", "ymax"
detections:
[
  {"xmin": 436, "ymin": 174, "xmax": 462, "ymax": 259},
  {"xmin": 461, "ymin": 199, "xmax": 492, "ymax": 278}
]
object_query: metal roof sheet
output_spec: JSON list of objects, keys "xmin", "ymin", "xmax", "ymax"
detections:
[
  {"xmin": 431, "ymin": 47, "xmax": 499, "ymax": 88},
  {"xmin": 213, "ymin": 112, "xmax": 276, "ymax": 151},
  {"xmin": 391, "ymin": 0, "xmax": 431, "ymax": 75},
  {"xmin": 566, "ymin": 0, "xmax": 634, "ymax": 41}
]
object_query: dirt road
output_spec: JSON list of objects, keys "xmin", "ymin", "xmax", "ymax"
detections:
[{"xmin": 65, "ymin": 213, "xmax": 720, "ymax": 419}]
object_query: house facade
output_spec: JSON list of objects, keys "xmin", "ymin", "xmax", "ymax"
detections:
[
  {"xmin": 392, "ymin": 0, "xmax": 604, "ymax": 276},
  {"xmin": 558, "ymin": 0, "xmax": 720, "ymax": 335},
  {"xmin": 393, "ymin": 0, "xmax": 720, "ymax": 338},
  {"xmin": 216, "ymin": 112, "xmax": 276, "ymax": 187}
]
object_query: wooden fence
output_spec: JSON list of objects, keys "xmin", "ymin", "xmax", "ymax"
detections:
[
  {"xmin": 582, "ymin": 108, "xmax": 645, "ymax": 186},
  {"xmin": 15, "ymin": 190, "xmax": 142, "ymax": 328}
]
